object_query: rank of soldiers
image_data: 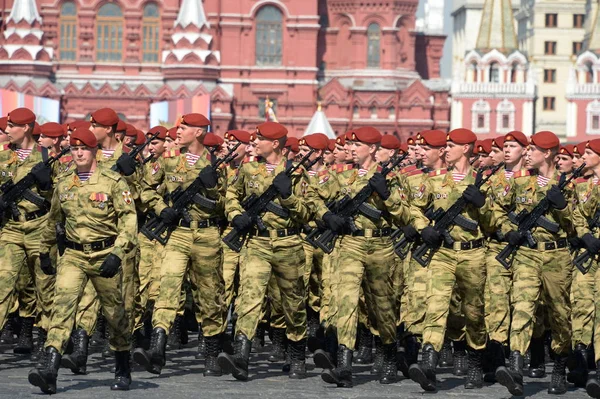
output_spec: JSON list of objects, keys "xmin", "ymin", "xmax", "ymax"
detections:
[{"xmin": 0, "ymin": 106, "xmax": 599, "ymax": 398}]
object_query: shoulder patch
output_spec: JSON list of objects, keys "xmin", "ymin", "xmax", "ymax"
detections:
[
  {"xmin": 428, "ymin": 168, "xmax": 447, "ymax": 177},
  {"xmin": 318, "ymin": 169, "xmax": 329, "ymax": 177},
  {"xmin": 575, "ymin": 177, "xmax": 590, "ymax": 184},
  {"xmin": 406, "ymin": 168, "xmax": 424, "ymax": 177},
  {"xmin": 512, "ymin": 169, "xmax": 532, "ymax": 179},
  {"xmin": 1, "ymin": 143, "xmax": 11, "ymax": 151},
  {"xmin": 243, "ymin": 155, "xmax": 258, "ymax": 164},
  {"xmin": 59, "ymin": 155, "xmax": 73, "ymax": 163},
  {"xmin": 162, "ymin": 149, "xmax": 181, "ymax": 158},
  {"xmin": 400, "ymin": 164, "xmax": 417, "ymax": 175}
]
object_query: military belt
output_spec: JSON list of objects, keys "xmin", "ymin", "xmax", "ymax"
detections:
[
  {"xmin": 65, "ymin": 237, "xmax": 116, "ymax": 254},
  {"xmin": 11, "ymin": 208, "xmax": 48, "ymax": 222},
  {"xmin": 442, "ymin": 238, "xmax": 484, "ymax": 251},
  {"xmin": 249, "ymin": 227, "xmax": 300, "ymax": 238},
  {"xmin": 178, "ymin": 218, "xmax": 219, "ymax": 229},
  {"xmin": 350, "ymin": 228, "xmax": 393, "ymax": 238},
  {"xmin": 524, "ymin": 237, "xmax": 567, "ymax": 251}
]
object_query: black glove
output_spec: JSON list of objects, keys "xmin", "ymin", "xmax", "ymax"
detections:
[
  {"xmin": 99, "ymin": 254, "xmax": 122, "ymax": 278},
  {"xmin": 582, "ymin": 233, "xmax": 600, "ymax": 255},
  {"xmin": 39, "ymin": 252, "xmax": 55, "ymax": 276},
  {"xmin": 547, "ymin": 185, "xmax": 567, "ymax": 210},
  {"xmin": 232, "ymin": 213, "xmax": 252, "ymax": 231},
  {"xmin": 369, "ymin": 173, "xmax": 390, "ymax": 200},
  {"xmin": 421, "ymin": 226, "xmax": 441, "ymax": 247},
  {"xmin": 568, "ymin": 236, "xmax": 583, "ymax": 250},
  {"xmin": 463, "ymin": 185, "xmax": 486, "ymax": 208},
  {"xmin": 506, "ymin": 230, "xmax": 525, "ymax": 246},
  {"xmin": 199, "ymin": 166, "xmax": 218, "ymax": 188},
  {"xmin": 273, "ymin": 172, "xmax": 292, "ymax": 199},
  {"xmin": 115, "ymin": 153, "xmax": 137, "ymax": 176},
  {"xmin": 159, "ymin": 207, "xmax": 179, "ymax": 225},
  {"xmin": 323, "ymin": 211, "xmax": 345, "ymax": 233},
  {"xmin": 31, "ymin": 163, "xmax": 52, "ymax": 190},
  {"xmin": 402, "ymin": 225, "xmax": 420, "ymax": 242}
]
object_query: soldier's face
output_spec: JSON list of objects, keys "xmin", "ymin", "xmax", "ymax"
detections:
[
  {"xmin": 114, "ymin": 132, "xmax": 125, "ymax": 142},
  {"xmin": 124, "ymin": 136, "xmax": 135, "ymax": 148},
  {"xmin": 246, "ymin": 141, "xmax": 257, "ymax": 157},
  {"xmin": 490, "ymin": 147, "xmax": 504, "ymax": 165},
  {"xmin": 177, "ymin": 124, "xmax": 204, "ymax": 147},
  {"xmin": 421, "ymin": 145, "xmax": 443, "ymax": 167},
  {"xmin": 148, "ymin": 139, "xmax": 165, "ymax": 157},
  {"xmin": 72, "ymin": 145, "xmax": 96, "ymax": 169},
  {"xmin": 91, "ymin": 123, "xmax": 110, "ymax": 142},
  {"xmin": 573, "ymin": 154, "xmax": 584, "ymax": 168},
  {"xmin": 526, "ymin": 145, "xmax": 548, "ymax": 168},
  {"xmin": 164, "ymin": 137, "xmax": 175, "ymax": 151},
  {"xmin": 255, "ymin": 136, "xmax": 277, "ymax": 158},
  {"xmin": 375, "ymin": 147, "xmax": 393, "ymax": 164},
  {"xmin": 503, "ymin": 142, "xmax": 526, "ymax": 165},
  {"xmin": 333, "ymin": 144, "xmax": 346, "ymax": 163},
  {"xmin": 415, "ymin": 144, "xmax": 425, "ymax": 161},
  {"xmin": 479, "ymin": 154, "xmax": 493, "ymax": 167},
  {"xmin": 556, "ymin": 154, "xmax": 574, "ymax": 173},
  {"xmin": 445, "ymin": 142, "xmax": 465, "ymax": 165},
  {"xmin": 582, "ymin": 149, "xmax": 600, "ymax": 170},
  {"xmin": 351, "ymin": 142, "xmax": 374, "ymax": 165},
  {"xmin": 226, "ymin": 139, "xmax": 246, "ymax": 163},
  {"xmin": 5, "ymin": 121, "xmax": 30, "ymax": 145},
  {"xmin": 38, "ymin": 134, "xmax": 56, "ymax": 149},
  {"xmin": 60, "ymin": 136, "xmax": 69, "ymax": 149},
  {"xmin": 323, "ymin": 150, "xmax": 335, "ymax": 165}
]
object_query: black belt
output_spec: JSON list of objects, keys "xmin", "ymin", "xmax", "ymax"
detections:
[
  {"xmin": 65, "ymin": 237, "xmax": 116, "ymax": 253},
  {"xmin": 12, "ymin": 208, "xmax": 48, "ymax": 222},
  {"xmin": 249, "ymin": 228, "xmax": 300, "ymax": 238},
  {"xmin": 350, "ymin": 228, "xmax": 393, "ymax": 238},
  {"xmin": 524, "ymin": 238, "xmax": 568, "ymax": 251},
  {"xmin": 489, "ymin": 231, "xmax": 506, "ymax": 243},
  {"xmin": 178, "ymin": 218, "xmax": 219, "ymax": 229},
  {"xmin": 442, "ymin": 238, "xmax": 484, "ymax": 251}
]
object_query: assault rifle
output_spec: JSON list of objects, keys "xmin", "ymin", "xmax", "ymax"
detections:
[
  {"xmin": 140, "ymin": 142, "xmax": 241, "ymax": 245},
  {"xmin": 222, "ymin": 150, "xmax": 317, "ymax": 253},
  {"xmin": 572, "ymin": 207, "xmax": 600, "ymax": 274},
  {"xmin": 392, "ymin": 206, "xmax": 435, "ymax": 259},
  {"xmin": 495, "ymin": 163, "xmax": 586, "ymax": 270},
  {"xmin": 305, "ymin": 152, "xmax": 408, "ymax": 254},
  {"xmin": 111, "ymin": 131, "xmax": 160, "ymax": 173},
  {"xmin": 412, "ymin": 162, "xmax": 504, "ymax": 267}
]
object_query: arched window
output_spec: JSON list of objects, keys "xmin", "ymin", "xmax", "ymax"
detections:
[
  {"xmin": 255, "ymin": 6, "xmax": 283, "ymax": 66},
  {"xmin": 489, "ymin": 62, "xmax": 500, "ymax": 83},
  {"xmin": 388, "ymin": 106, "xmax": 396, "ymax": 120},
  {"xmin": 367, "ymin": 23, "xmax": 381, "ymax": 68},
  {"xmin": 142, "ymin": 3, "xmax": 160, "ymax": 62},
  {"xmin": 96, "ymin": 3, "xmax": 123, "ymax": 62},
  {"xmin": 59, "ymin": 2, "xmax": 77, "ymax": 61},
  {"xmin": 472, "ymin": 100, "xmax": 491, "ymax": 134},
  {"xmin": 370, "ymin": 105, "xmax": 378, "ymax": 119},
  {"xmin": 587, "ymin": 100, "xmax": 600, "ymax": 134},
  {"xmin": 471, "ymin": 61, "xmax": 478, "ymax": 82},
  {"xmin": 586, "ymin": 62, "xmax": 594, "ymax": 84},
  {"xmin": 510, "ymin": 63, "xmax": 518, "ymax": 83},
  {"xmin": 496, "ymin": 99, "xmax": 516, "ymax": 133}
]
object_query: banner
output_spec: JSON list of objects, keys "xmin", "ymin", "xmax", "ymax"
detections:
[
  {"xmin": 0, "ymin": 89, "xmax": 60, "ymax": 124},
  {"xmin": 150, "ymin": 95, "xmax": 211, "ymax": 129}
]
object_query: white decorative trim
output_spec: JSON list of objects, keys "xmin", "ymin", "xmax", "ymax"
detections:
[
  {"xmin": 471, "ymin": 99, "xmax": 490, "ymax": 134},
  {"xmin": 496, "ymin": 99, "xmax": 515, "ymax": 133},
  {"xmin": 219, "ymin": 78, "xmax": 318, "ymax": 85},
  {"xmin": 249, "ymin": 0, "xmax": 290, "ymax": 18},
  {"xmin": 586, "ymin": 99, "xmax": 600, "ymax": 135}
]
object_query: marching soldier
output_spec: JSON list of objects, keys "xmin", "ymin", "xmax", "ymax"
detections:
[{"xmin": 557, "ymin": 145, "xmax": 576, "ymax": 174}]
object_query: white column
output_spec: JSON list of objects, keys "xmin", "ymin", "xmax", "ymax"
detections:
[{"xmin": 451, "ymin": 100, "xmax": 463, "ymax": 130}]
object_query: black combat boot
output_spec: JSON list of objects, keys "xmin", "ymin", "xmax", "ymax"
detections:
[
  {"xmin": 111, "ymin": 350, "xmax": 131, "ymax": 391},
  {"xmin": 438, "ymin": 338, "xmax": 453, "ymax": 367},
  {"xmin": 409, "ymin": 343, "xmax": 438, "ymax": 392},
  {"xmin": 204, "ymin": 334, "xmax": 222, "ymax": 377},
  {"xmin": 568, "ymin": 343, "xmax": 590, "ymax": 388},
  {"xmin": 380, "ymin": 343, "xmax": 398, "ymax": 384},
  {"xmin": 548, "ymin": 353, "xmax": 568, "ymax": 395},
  {"xmin": 398, "ymin": 334, "xmax": 420, "ymax": 378},
  {"xmin": 217, "ymin": 333, "xmax": 252, "ymax": 381},
  {"xmin": 195, "ymin": 323, "xmax": 205, "ymax": 359},
  {"xmin": 354, "ymin": 325, "xmax": 373, "ymax": 364},
  {"xmin": 14, "ymin": 316, "xmax": 34, "ymax": 354},
  {"xmin": 465, "ymin": 347, "xmax": 484, "ymax": 389},
  {"xmin": 32, "ymin": 328, "xmax": 47, "ymax": 363},
  {"xmin": 321, "ymin": 345, "xmax": 353, "ymax": 387},
  {"xmin": 586, "ymin": 361, "xmax": 600, "ymax": 398},
  {"xmin": 484, "ymin": 339, "xmax": 506, "ymax": 383},
  {"xmin": 314, "ymin": 329, "xmax": 338, "ymax": 370},
  {"xmin": 0, "ymin": 314, "xmax": 17, "ymax": 345},
  {"xmin": 267, "ymin": 327, "xmax": 286, "ymax": 362},
  {"xmin": 288, "ymin": 338, "xmax": 307, "ymax": 379},
  {"xmin": 133, "ymin": 327, "xmax": 167, "ymax": 375},
  {"xmin": 253, "ymin": 322, "xmax": 266, "ymax": 349},
  {"xmin": 529, "ymin": 336, "xmax": 546, "ymax": 378},
  {"xmin": 90, "ymin": 313, "xmax": 106, "ymax": 348},
  {"xmin": 453, "ymin": 340, "xmax": 468, "ymax": 376},
  {"xmin": 307, "ymin": 308, "xmax": 320, "ymax": 340},
  {"xmin": 28, "ymin": 346, "xmax": 62, "ymax": 394},
  {"xmin": 61, "ymin": 328, "xmax": 89, "ymax": 374},
  {"xmin": 371, "ymin": 336, "xmax": 384, "ymax": 375},
  {"xmin": 166, "ymin": 315, "xmax": 183, "ymax": 350},
  {"xmin": 496, "ymin": 350, "xmax": 524, "ymax": 396},
  {"xmin": 102, "ymin": 330, "xmax": 114, "ymax": 358}
]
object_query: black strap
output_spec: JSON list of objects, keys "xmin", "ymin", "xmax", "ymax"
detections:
[{"xmin": 64, "ymin": 237, "xmax": 116, "ymax": 252}]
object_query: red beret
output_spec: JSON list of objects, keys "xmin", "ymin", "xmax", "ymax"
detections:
[
  {"xmin": 574, "ymin": 142, "xmax": 587, "ymax": 156},
  {"xmin": 167, "ymin": 126, "xmax": 178, "ymax": 140},
  {"xmin": 33, "ymin": 122, "xmax": 41, "ymax": 136},
  {"xmin": 116, "ymin": 119, "xmax": 127, "ymax": 133},
  {"xmin": 407, "ymin": 135, "xmax": 417, "ymax": 146},
  {"xmin": 559, "ymin": 145, "xmax": 575, "ymax": 158},
  {"xmin": 257, "ymin": 122, "xmax": 287, "ymax": 139},
  {"xmin": 419, "ymin": 130, "xmax": 447, "ymax": 147},
  {"xmin": 225, "ymin": 130, "xmax": 251, "ymax": 144},
  {"xmin": 203, "ymin": 133, "xmax": 224, "ymax": 148},
  {"xmin": 90, "ymin": 108, "xmax": 119, "ymax": 126},
  {"xmin": 299, "ymin": 133, "xmax": 329, "ymax": 151},
  {"xmin": 504, "ymin": 131, "xmax": 528, "ymax": 147},
  {"xmin": 180, "ymin": 113, "xmax": 210, "ymax": 128},
  {"xmin": 70, "ymin": 129, "xmax": 98, "ymax": 148},
  {"xmin": 492, "ymin": 136, "xmax": 505, "ymax": 149},
  {"xmin": 7, "ymin": 107, "xmax": 35, "ymax": 125},
  {"xmin": 69, "ymin": 120, "xmax": 92, "ymax": 132},
  {"xmin": 344, "ymin": 130, "xmax": 355, "ymax": 141},
  {"xmin": 328, "ymin": 139, "xmax": 336, "ymax": 152},
  {"xmin": 284, "ymin": 137, "xmax": 299, "ymax": 152},
  {"xmin": 135, "ymin": 129, "xmax": 145, "ymax": 146},
  {"xmin": 335, "ymin": 135, "xmax": 345, "ymax": 146},
  {"xmin": 477, "ymin": 138, "xmax": 494, "ymax": 154},
  {"xmin": 147, "ymin": 125, "xmax": 168, "ymax": 140},
  {"xmin": 447, "ymin": 128, "xmax": 477, "ymax": 144},
  {"xmin": 0, "ymin": 117, "xmax": 6, "ymax": 132},
  {"xmin": 586, "ymin": 139, "xmax": 600, "ymax": 155},
  {"xmin": 381, "ymin": 135, "xmax": 401, "ymax": 150},
  {"xmin": 352, "ymin": 127, "xmax": 382, "ymax": 144},
  {"xmin": 399, "ymin": 143, "xmax": 408, "ymax": 153},
  {"xmin": 125, "ymin": 124, "xmax": 137, "ymax": 137},
  {"xmin": 40, "ymin": 122, "xmax": 65, "ymax": 138},
  {"xmin": 530, "ymin": 131, "xmax": 559, "ymax": 150}
]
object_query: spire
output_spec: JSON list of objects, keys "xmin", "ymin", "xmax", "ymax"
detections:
[
  {"xmin": 583, "ymin": 2, "xmax": 600, "ymax": 53},
  {"xmin": 475, "ymin": 0, "xmax": 517, "ymax": 52},
  {"xmin": 175, "ymin": 0, "xmax": 209, "ymax": 29},
  {"xmin": 7, "ymin": 0, "xmax": 41, "ymax": 24},
  {"xmin": 304, "ymin": 102, "xmax": 336, "ymax": 139}
]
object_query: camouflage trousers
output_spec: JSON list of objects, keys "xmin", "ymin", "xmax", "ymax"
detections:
[
  {"xmin": 134, "ymin": 233, "xmax": 163, "ymax": 331},
  {"xmin": 402, "ymin": 253, "xmax": 429, "ymax": 335},
  {"xmin": 45, "ymin": 247, "xmax": 130, "ymax": 353},
  {"xmin": 485, "ymin": 241, "xmax": 513, "ymax": 344},
  {"xmin": 235, "ymin": 235, "xmax": 306, "ymax": 342},
  {"xmin": 510, "ymin": 246, "xmax": 572, "ymax": 356},
  {"xmin": 593, "ymin": 264, "xmax": 600, "ymax": 362},
  {"xmin": 322, "ymin": 240, "xmax": 342, "ymax": 331},
  {"xmin": 152, "ymin": 226, "xmax": 226, "ymax": 337},
  {"xmin": 222, "ymin": 241, "xmax": 241, "ymax": 311},
  {"xmin": 12, "ymin": 255, "xmax": 37, "ymax": 319},
  {"xmin": 0, "ymin": 217, "xmax": 54, "ymax": 331},
  {"xmin": 392, "ymin": 255, "xmax": 404, "ymax": 326},
  {"xmin": 571, "ymin": 259, "xmax": 597, "ymax": 347},
  {"xmin": 422, "ymin": 247, "xmax": 486, "ymax": 352},
  {"xmin": 336, "ymin": 236, "xmax": 397, "ymax": 348}
]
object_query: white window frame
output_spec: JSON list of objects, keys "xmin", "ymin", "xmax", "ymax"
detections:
[
  {"xmin": 472, "ymin": 100, "xmax": 491, "ymax": 134},
  {"xmin": 496, "ymin": 99, "xmax": 515, "ymax": 134},
  {"xmin": 587, "ymin": 99, "xmax": 600, "ymax": 135}
]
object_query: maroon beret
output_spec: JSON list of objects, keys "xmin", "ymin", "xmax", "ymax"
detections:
[
  {"xmin": 116, "ymin": 119, "xmax": 127, "ymax": 133},
  {"xmin": 530, "ymin": 131, "xmax": 560, "ymax": 150},
  {"xmin": 381, "ymin": 135, "xmax": 401, "ymax": 150},
  {"xmin": 586, "ymin": 139, "xmax": 600, "ymax": 155},
  {"xmin": 335, "ymin": 135, "xmax": 345, "ymax": 146},
  {"xmin": 0, "ymin": 117, "xmax": 6, "ymax": 132},
  {"xmin": 328, "ymin": 139, "xmax": 336, "ymax": 152},
  {"xmin": 447, "ymin": 128, "xmax": 477, "ymax": 144},
  {"xmin": 33, "ymin": 122, "xmax": 41, "ymax": 136},
  {"xmin": 70, "ymin": 129, "xmax": 98, "ymax": 148},
  {"xmin": 284, "ymin": 137, "xmax": 299, "ymax": 152},
  {"xmin": 574, "ymin": 142, "xmax": 587, "ymax": 156},
  {"xmin": 477, "ymin": 138, "xmax": 494, "ymax": 154},
  {"xmin": 299, "ymin": 133, "xmax": 329, "ymax": 151},
  {"xmin": 257, "ymin": 122, "xmax": 288, "ymax": 139},
  {"xmin": 90, "ymin": 108, "xmax": 119, "ymax": 126},
  {"xmin": 180, "ymin": 113, "xmax": 210, "ymax": 128},
  {"xmin": 559, "ymin": 145, "xmax": 575, "ymax": 158},
  {"xmin": 225, "ymin": 130, "xmax": 251, "ymax": 144},
  {"xmin": 69, "ymin": 120, "xmax": 92, "ymax": 132},
  {"xmin": 40, "ymin": 122, "xmax": 66, "ymax": 138},
  {"xmin": 203, "ymin": 133, "xmax": 224, "ymax": 148},
  {"xmin": 7, "ymin": 107, "xmax": 35, "ymax": 125},
  {"xmin": 352, "ymin": 127, "xmax": 382, "ymax": 144},
  {"xmin": 147, "ymin": 126, "xmax": 168, "ymax": 140},
  {"xmin": 504, "ymin": 131, "xmax": 528, "ymax": 147},
  {"xmin": 167, "ymin": 127, "xmax": 178, "ymax": 140},
  {"xmin": 419, "ymin": 130, "xmax": 447, "ymax": 147},
  {"xmin": 135, "ymin": 129, "xmax": 145, "ymax": 146}
]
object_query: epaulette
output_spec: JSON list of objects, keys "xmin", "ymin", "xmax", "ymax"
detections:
[
  {"xmin": 575, "ymin": 177, "xmax": 590, "ymax": 184},
  {"xmin": 100, "ymin": 168, "xmax": 121, "ymax": 181},
  {"xmin": 59, "ymin": 155, "xmax": 73, "ymax": 163},
  {"xmin": 512, "ymin": 169, "xmax": 533, "ymax": 179},
  {"xmin": 428, "ymin": 168, "xmax": 447, "ymax": 177},
  {"xmin": 400, "ymin": 164, "xmax": 417, "ymax": 175},
  {"xmin": 162, "ymin": 149, "xmax": 180, "ymax": 158},
  {"xmin": 473, "ymin": 170, "xmax": 480, "ymax": 178},
  {"xmin": 405, "ymin": 168, "xmax": 424, "ymax": 177},
  {"xmin": 243, "ymin": 155, "xmax": 258, "ymax": 164},
  {"xmin": 318, "ymin": 169, "xmax": 329, "ymax": 177},
  {"xmin": 339, "ymin": 164, "xmax": 354, "ymax": 173},
  {"xmin": 0, "ymin": 143, "xmax": 10, "ymax": 151}
]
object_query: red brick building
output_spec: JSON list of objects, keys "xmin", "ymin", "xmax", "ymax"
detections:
[{"xmin": 0, "ymin": 0, "xmax": 449, "ymax": 139}]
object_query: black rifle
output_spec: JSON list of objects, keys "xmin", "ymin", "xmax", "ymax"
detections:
[
  {"xmin": 306, "ymin": 152, "xmax": 408, "ymax": 254},
  {"xmin": 111, "ymin": 131, "xmax": 160, "ymax": 173},
  {"xmin": 0, "ymin": 147, "xmax": 70, "ymax": 219},
  {"xmin": 572, "ymin": 207, "xmax": 600, "ymax": 274},
  {"xmin": 412, "ymin": 162, "xmax": 504, "ymax": 267},
  {"xmin": 392, "ymin": 206, "xmax": 435, "ymax": 259},
  {"xmin": 222, "ymin": 150, "xmax": 317, "ymax": 253},
  {"xmin": 496, "ymin": 163, "xmax": 586, "ymax": 270},
  {"xmin": 140, "ymin": 142, "xmax": 241, "ymax": 245}
]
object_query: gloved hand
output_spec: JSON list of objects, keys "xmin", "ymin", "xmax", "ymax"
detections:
[
  {"xmin": 232, "ymin": 213, "xmax": 252, "ymax": 231},
  {"xmin": 199, "ymin": 166, "xmax": 218, "ymax": 188},
  {"xmin": 506, "ymin": 230, "xmax": 525, "ymax": 246},
  {"xmin": 568, "ymin": 236, "xmax": 583, "ymax": 250},
  {"xmin": 273, "ymin": 172, "xmax": 292, "ymax": 199},
  {"xmin": 582, "ymin": 233, "xmax": 600, "ymax": 255},
  {"xmin": 463, "ymin": 185, "xmax": 486, "ymax": 208},
  {"xmin": 421, "ymin": 226, "xmax": 441, "ymax": 247},
  {"xmin": 369, "ymin": 173, "xmax": 390, "ymax": 200},
  {"xmin": 547, "ymin": 185, "xmax": 567, "ymax": 210},
  {"xmin": 402, "ymin": 225, "xmax": 420, "ymax": 242},
  {"xmin": 323, "ymin": 211, "xmax": 345, "ymax": 233},
  {"xmin": 31, "ymin": 163, "xmax": 52, "ymax": 190},
  {"xmin": 99, "ymin": 254, "xmax": 122, "ymax": 278},
  {"xmin": 159, "ymin": 207, "xmax": 179, "ymax": 225},
  {"xmin": 115, "ymin": 154, "xmax": 137, "ymax": 176},
  {"xmin": 39, "ymin": 252, "xmax": 55, "ymax": 276}
]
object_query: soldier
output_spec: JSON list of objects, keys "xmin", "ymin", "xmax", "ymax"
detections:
[
  {"xmin": 489, "ymin": 135, "xmax": 507, "ymax": 167},
  {"xmin": 114, "ymin": 120, "xmax": 127, "ymax": 143},
  {"xmin": 556, "ymin": 145, "xmax": 575, "ymax": 174},
  {"xmin": 165, "ymin": 127, "xmax": 178, "ymax": 151},
  {"xmin": 283, "ymin": 136, "xmax": 300, "ymax": 161},
  {"xmin": 574, "ymin": 143, "xmax": 586, "ymax": 169},
  {"xmin": 475, "ymin": 138, "xmax": 494, "ymax": 170},
  {"xmin": 495, "ymin": 131, "xmax": 575, "ymax": 396},
  {"xmin": 28, "ymin": 128, "xmax": 136, "ymax": 393},
  {"xmin": 323, "ymin": 139, "xmax": 336, "ymax": 166}
]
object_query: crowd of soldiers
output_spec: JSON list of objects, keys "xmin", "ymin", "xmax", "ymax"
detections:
[{"xmin": 0, "ymin": 105, "xmax": 599, "ymax": 397}]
